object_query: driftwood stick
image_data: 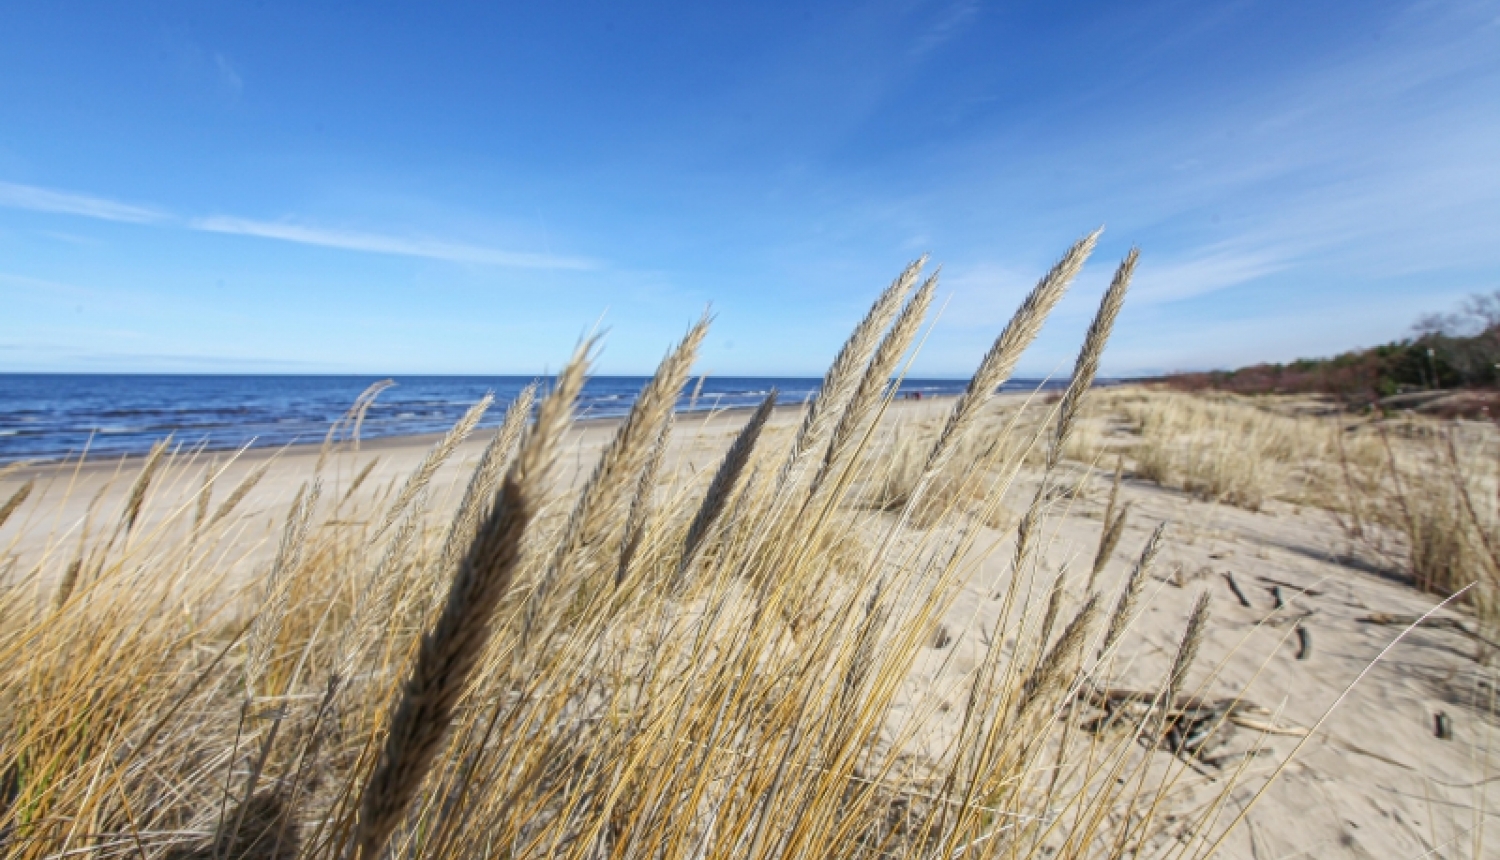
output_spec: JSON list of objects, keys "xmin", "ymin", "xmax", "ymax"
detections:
[
  {"xmin": 1434, "ymin": 711, "xmax": 1453, "ymax": 740},
  {"xmin": 1223, "ymin": 571, "xmax": 1252, "ymax": 608},
  {"xmin": 1268, "ymin": 585, "xmax": 1285, "ymax": 610},
  {"xmin": 1083, "ymin": 687, "xmax": 1308, "ymax": 737},
  {"xmin": 1295, "ymin": 625, "xmax": 1312, "ymax": 661},
  {"xmin": 1256, "ymin": 576, "xmax": 1323, "ymax": 597}
]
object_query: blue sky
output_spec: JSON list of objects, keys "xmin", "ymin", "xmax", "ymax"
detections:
[{"xmin": 1, "ymin": 1, "xmax": 1497, "ymax": 376}]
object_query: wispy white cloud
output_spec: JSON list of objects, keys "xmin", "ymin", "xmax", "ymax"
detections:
[
  {"xmin": 213, "ymin": 53, "xmax": 244, "ymax": 97},
  {"xmin": 911, "ymin": 0, "xmax": 981, "ymax": 58},
  {"xmin": 0, "ymin": 181, "xmax": 169, "ymax": 224},
  {"xmin": 937, "ymin": 241, "xmax": 1287, "ymax": 331},
  {"xmin": 189, "ymin": 216, "xmax": 597, "ymax": 270},
  {"xmin": 0, "ymin": 179, "xmax": 596, "ymax": 270},
  {"xmin": 0, "ymin": 270, "xmax": 101, "ymax": 298},
  {"xmin": 1131, "ymin": 246, "xmax": 1293, "ymax": 304}
]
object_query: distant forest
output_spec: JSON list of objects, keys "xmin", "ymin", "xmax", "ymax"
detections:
[{"xmin": 1165, "ymin": 291, "xmax": 1500, "ymax": 409}]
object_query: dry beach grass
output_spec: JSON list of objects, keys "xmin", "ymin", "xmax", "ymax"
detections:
[{"xmin": 1, "ymin": 241, "xmax": 1497, "ymax": 858}]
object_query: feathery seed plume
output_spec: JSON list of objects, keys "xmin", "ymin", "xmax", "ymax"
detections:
[
  {"xmin": 616, "ymin": 414, "xmax": 673, "ymax": 588},
  {"xmin": 813, "ymin": 271, "xmax": 937, "ymax": 496},
  {"xmin": 53, "ymin": 486, "xmax": 108, "ymax": 611},
  {"xmin": 1010, "ymin": 499, "xmax": 1041, "ymax": 584},
  {"xmin": 677, "ymin": 391, "xmax": 777, "ymax": 586},
  {"xmin": 924, "ymin": 230, "xmax": 1100, "ymax": 476},
  {"xmin": 340, "ymin": 457, "xmax": 381, "ymax": 507},
  {"xmin": 1102, "ymin": 455, "xmax": 1124, "ymax": 533},
  {"xmin": 317, "ymin": 379, "xmax": 395, "ymax": 472},
  {"xmin": 1048, "ymin": 249, "xmax": 1137, "ymax": 470},
  {"xmin": 244, "ymin": 479, "xmax": 321, "ymax": 699},
  {"xmin": 528, "ymin": 315, "xmax": 707, "ymax": 641},
  {"xmin": 778, "ymin": 257, "xmax": 926, "ymax": 490},
  {"xmin": 1036, "ymin": 562, "xmax": 1072, "ymax": 657},
  {"xmin": 1088, "ymin": 502, "xmax": 1130, "ymax": 593},
  {"xmin": 374, "ymin": 394, "xmax": 492, "ymax": 539},
  {"xmin": 51, "ymin": 558, "xmax": 84, "ymax": 612},
  {"xmin": 1166, "ymin": 590, "xmax": 1211, "ymax": 706},
  {"xmin": 437, "ymin": 382, "xmax": 538, "ymax": 580},
  {"xmin": 0, "ymin": 479, "xmax": 35, "ymax": 531},
  {"xmin": 1100, "ymin": 522, "xmax": 1166, "ymax": 658},
  {"xmin": 688, "ymin": 374, "xmax": 707, "ymax": 411},
  {"xmin": 1021, "ymin": 592, "xmax": 1099, "ymax": 713},
  {"xmin": 352, "ymin": 341, "xmax": 589, "ymax": 860},
  {"xmin": 120, "ymin": 438, "xmax": 170, "ymax": 537},
  {"xmin": 351, "ymin": 379, "xmax": 396, "ymax": 450},
  {"xmin": 206, "ymin": 462, "xmax": 270, "ymax": 531},
  {"xmin": 340, "ymin": 501, "xmax": 425, "ymax": 680},
  {"xmin": 192, "ymin": 465, "xmax": 214, "ymax": 534}
]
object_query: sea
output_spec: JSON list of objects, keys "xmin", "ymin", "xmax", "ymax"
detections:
[{"xmin": 0, "ymin": 374, "xmax": 1070, "ymax": 464}]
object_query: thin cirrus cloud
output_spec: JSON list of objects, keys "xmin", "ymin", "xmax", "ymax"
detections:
[
  {"xmin": 0, "ymin": 180, "xmax": 169, "ymax": 224},
  {"xmin": 189, "ymin": 216, "xmax": 595, "ymax": 270},
  {"xmin": 0, "ymin": 179, "xmax": 592, "ymax": 271},
  {"xmin": 1129, "ymin": 246, "xmax": 1293, "ymax": 305}
]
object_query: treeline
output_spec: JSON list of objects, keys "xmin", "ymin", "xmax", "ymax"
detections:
[{"xmin": 1166, "ymin": 290, "xmax": 1500, "ymax": 403}]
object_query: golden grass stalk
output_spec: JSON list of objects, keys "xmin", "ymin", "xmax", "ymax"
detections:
[
  {"xmin": 1100, "ymin": 521, "xmax": 1166, "ymax": 658},
  {"xmin": 1002, "ymin": 247, "xmax": 1128, "ymax": 600},
  {"xmin": 244, "ymin": 479, "xmax": 321, "ymax": 699},
  {"xmin": 340, "ymin": 457, "xmax": 380, "ymax": 507},
  {"xmin": 52, "ymin": 483, "xmax": 109, "ymax": 611},
  {"xmin": 1048, "ymin": 249, "xmax": 1136, "ymax": 471},
  {"xmin": 1165, "ymin": 590, "xmax": 1211, "ymax": 707},
  {"xmin": 118, "ymin": 437, "xmax": 170, "ymax": 538},
  {"xmin": 677, "ymin": 391, "xmax": 777, "ymax": 584},
  {"xmin": 207, "ymin": 461, "xmax": 272, "ymax": 531},
  {"xmin": 374, "ymin": 394, "xmax": 493, "ymax": 538},
  {"xmin": 924, "ymin": 230, "xmax": 1099, "ymax": 477},
  {"xmin": 526, "ymin": 318, "xmax": 707, "ymax": 644},
  {"xmin": 1088, "ymin": 501, "xmax": 1129, "ymax": 593},
  {"xmin": 317, "ymin": 379, "xmax": 396, "ymax": 472},
  {"xmin": 779, "ymin": 258, "xmax": 925, "ymax": 490},
  {"xmin": 340, "ymin": 498, "xmax": 427, "ymax": 680},
  {"xmin": 688, "ymin": 374, "xmax": 707, "ymax": 411},
  {"xmin": 812, "ymin": 271, "xmax": 938, "ymax": 497},
  {"xmin": 192, "ymin": 463, "xmax": 214, "ymax": 533},
  {"xmin": 351, "ymin": 344, "xmax": 588, "ymax": 860},
  {"xmin": 0, "ymin": 478, "xmax": 34, "ymax": 531},
  {"xmin": 1035, "ymin": 562, "xmax": 1072, "ymax": 658},
  {"xmin": 617, "ymin": 414, "xmax": 673, "ymax": 588},
  {"xmin": 1021, "ymin": 592, "xmax": 1099, "ymax": 713},
  {"xmin": 1012, "ymin": 247, "xmax": 1134, "ymax": 582},
  {"xmin": 437, "ymin": 382, "xmax": 538, "ymax": 580}
]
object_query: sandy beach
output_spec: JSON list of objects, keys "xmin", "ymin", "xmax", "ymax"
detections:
[{"xmin": 3, "ymin": 388, "xmax": 1496, "ymax": 858}]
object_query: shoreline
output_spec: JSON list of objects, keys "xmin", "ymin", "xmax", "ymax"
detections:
[{"xmin": 2, "ymin": 394, "xmax": 971, "ymax": 482}]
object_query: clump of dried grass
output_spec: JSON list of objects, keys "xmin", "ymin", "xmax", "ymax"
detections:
[
  {"xmin": 1104, "ymin": 389, "xmax": 1334, "ymax": 510},
  {"xmin": 861, "ymin": 415, "xmax": 1017, "ymax": 529},
  {"xmin": 1331, "ymin": 421, "xmax": 1500, "ymax": 632},
  {"xmin": 0, "ymin": 239, "xmax": 1304, "ymax": 860},
  {"xmin": 1086, "ymin": 384, "xmax": 1500, "ymax": 633}
]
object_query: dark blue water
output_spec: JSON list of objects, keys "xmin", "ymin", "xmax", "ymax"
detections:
[{"xmin": 0, "ymin": 374, "xmax": 1066, "ymax": 463}]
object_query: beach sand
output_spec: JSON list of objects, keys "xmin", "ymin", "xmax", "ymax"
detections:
[{"xmin": 2, "ymin": 393, "xmax": 1495, "ymax": 857}]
